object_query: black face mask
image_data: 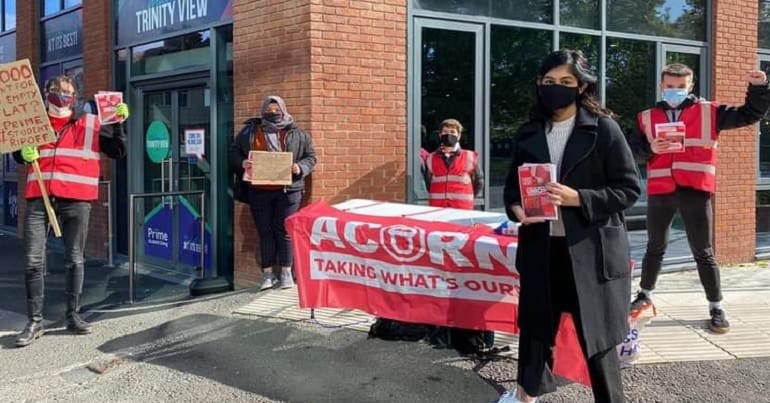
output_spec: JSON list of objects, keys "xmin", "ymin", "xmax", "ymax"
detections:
[
  {"xmin": 264, "ymin": 112, "xmax": 282, "ymax": 123},
  {"xmin": 440, "ymin": 134, "xmax": 458, "ymax": 147},
  {"xmin": 537, "ymin": 84, "xmax": 580, "ymax": 112}
]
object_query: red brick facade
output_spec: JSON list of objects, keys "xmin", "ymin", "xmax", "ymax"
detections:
[
  {"xmin": 8, "ymin": 1, "xmax": 766, "ymax": 287},
  {"xmin": 712, "ymin": 0, "xmax": 759, "ymax": 264},
  {"xmin": 232, "ymin": 0, "xmax": 407, "ymax": 288}
]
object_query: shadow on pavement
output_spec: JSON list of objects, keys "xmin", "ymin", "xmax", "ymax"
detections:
[{"xmin": 97, "ymin": 313, "xmax": 503, "ymax": 403}]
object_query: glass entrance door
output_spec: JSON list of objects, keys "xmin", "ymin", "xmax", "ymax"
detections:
[
  {"xmin": 411, "ymin": 19, "xmax": 484, "ymax": 207},
  {"xmin": 136, "ymin": 85, "xmax": 212, "ymax": 277}
]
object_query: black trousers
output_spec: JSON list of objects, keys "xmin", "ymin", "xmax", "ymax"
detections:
[
  {"xmin": 640, "ymin": 187, "xmax": 722, "ymax": 302},
  {"xmin": 248, "ymin": 189, "xmax": 302, "ymax": 269},
  {"xmin": 517, "ymin": 237, "xmax": 625, "ymax": 403}
]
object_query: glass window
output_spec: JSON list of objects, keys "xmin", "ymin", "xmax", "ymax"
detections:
[
  {"xmin": 761, "ymin": 0, "xmax": 770, "ymax": 49},
  {"xmin": 413, "ymin": 0, "xmax": 553, "ymax": 24},
  {"xmin": 665, "ymin": 50, "xmax": 702, "ymax": 98},
  {"xmin": 44, "ymin": 0, "xmax": 60, "ymax": 16},
  {"xmin": 4, "ymin": 0, "xmax": 16, "ymax": 31},
  {"xmin": 39, "ymin": 63, "xmax": 61, "ymax": 90},
  {"xmin": 413, "ymin": 0, "xmax": 489, "ymax": 16},
  {"xmin": 131, "ymin": 31, "xmax": 211, "ymax": 76},
  {"xmin": 420, "ymin": 27, "xmax": 477, "ymax": 155},
  {"xmin": 491, "ymin": 0, "xmax": 553, "ymax": 24},
  {"xmin": 607, "ymin": 0, "xmax": 707, "ymax": 41},
  {"xmin": 560, "ymin": 0, "xmax": 599, "ymax": 29},
  {"xmin": 489, "ymin": 25, "xmax": 552, "ymax": 210},
  {"xmin": 759, "ymin": 59, "xmax": 770, "ymax": 178},
  {"xmin": 757, "ymin": 190, "xmax": 770, "ymax": 249},
  {"xmin": 65, "ymin": 0, "xmax": 81, "ymax": 7}
]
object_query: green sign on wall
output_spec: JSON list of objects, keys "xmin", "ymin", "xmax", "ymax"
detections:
[{"xmin": 145, "ymin": 121, "xmax": 170, "ymax": 163}]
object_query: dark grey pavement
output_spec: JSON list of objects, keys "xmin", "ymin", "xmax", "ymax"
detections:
[{"xmin": 2, "ymin": 229, "xmax": 770, "ymax": 402}]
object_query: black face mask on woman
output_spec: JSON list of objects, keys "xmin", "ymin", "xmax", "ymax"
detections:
[{"xmin": 537, "ymin": 84, "xmax": 580, "ymax": 112}]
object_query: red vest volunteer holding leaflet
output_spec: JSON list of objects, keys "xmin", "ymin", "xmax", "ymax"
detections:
[
  {"xmin": 12, "ymin": 75, "xmax": 129, "ymax": 348},
  {"xmin": 627, "ymin": 64, "xmax": 770, "ymax": 335}
]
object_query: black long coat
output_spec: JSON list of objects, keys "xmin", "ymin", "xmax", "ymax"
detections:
[{"xmin": 503, "ymin": 108, "xmax": 641, "ymax": 357}]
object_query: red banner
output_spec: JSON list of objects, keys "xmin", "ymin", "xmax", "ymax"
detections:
[
  {"xmin": 286, "ymin": 202, "xmax": 521, "ymax": 333},
  {"xmin": 286, "ymin": 201, "xmax": 591, "ymax": 387}
]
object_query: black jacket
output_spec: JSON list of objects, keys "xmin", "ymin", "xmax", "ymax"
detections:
[
  {"xmin": 628, "ymin": 84, "xmax": 770, "ymax": 162},
  {"xmin": 12, "ymin": 110, "xmax": 127, "ymax": 165},
  {"xmin": 229, "ymin": 118, "xmax": 317, "ymax": 203},
  {"xmin": 503, "ymin": 108, "xmax": 641, "ymax": 357}
]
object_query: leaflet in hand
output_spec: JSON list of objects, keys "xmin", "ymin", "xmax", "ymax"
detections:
[
  {"xmin": 518, "ymin": 163, "xmax": 558, "ymax": 221},
  {"xmin": 654, "ymin": 122, "xmax": 685, "ymax": 153},
  {"xmin": 94, "ymin": 91, "xmax": 124, "ymax": 125}
]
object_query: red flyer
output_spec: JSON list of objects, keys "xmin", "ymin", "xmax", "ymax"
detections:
[
  {"xmin": 654, "ymin": 122, "xmax": 686, "ymax": 153},
  {"xmin": 94, "ymin": 91, "xmax": 124, "ymax": 125},
  {"xmin": 518, "ymin": 163, "xmax": 558, "ymax": 220}
]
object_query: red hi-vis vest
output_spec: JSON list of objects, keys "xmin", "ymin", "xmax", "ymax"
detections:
[
  {"xmin": 427, "ymin": 149, "xmax": 477, "ymax": 210},
  {"xmin": 637, "ymin": 101, "xmax": 719, "ymax": 195},
  {"xmin": 25, "ymin": 114, "xmax": 102, "ymax": 201}
]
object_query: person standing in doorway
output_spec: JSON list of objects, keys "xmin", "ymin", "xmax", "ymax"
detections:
[
  {"xmin": 13, "ymin": 75, "xmax": 129, "ymax": 347},
  {"xmin": 230, "ymin": 96, "xmax": 316, "ymax": 290},
  {"xmin": 499, "ymin": 49, "xmax": 640, "ymax": 403},
  {"xmin": 423, "ymin": 118, "xmax": 484, "ymax": 209},
  {"xmin": 627, "ymin": 64, "xmax": 770, "ymax": 334}
]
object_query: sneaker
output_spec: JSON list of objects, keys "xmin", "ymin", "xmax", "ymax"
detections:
[
  {"xmin": 494, "ymin": 390, "xmax": 536, "ymax": 403},
  {"xmin": 709, "ymin": 308, "xmax": 730, "ymax": 334},
  {"xmin": 629, "ymin": 291, "xmax": 652, "ymax": 313},
  {"xmin": 260, "ymin": 273, "xmax": 275, "ymax": 291},
  {"xmin": 280, "ymin": 271, "xmax": 295, "ymax": 289}
]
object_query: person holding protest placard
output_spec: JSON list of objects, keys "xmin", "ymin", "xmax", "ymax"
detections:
[
  {"xmin": 500, "ymin": 50, "xmax": 640, "ymax": 402},
  {"xmin": 229, "ymin": 95, "xmax": 317, "ymax": 290},
  {"xmin": 12, "ymin": 76, "xmax": 129, "ymax": 348}
]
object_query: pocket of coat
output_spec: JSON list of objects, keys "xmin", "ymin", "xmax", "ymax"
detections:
[{"xmin": 599, "ymin": 225, "xmax": 631, "ymax": 280}]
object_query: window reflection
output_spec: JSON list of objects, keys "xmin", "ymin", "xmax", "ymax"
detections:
[
  {"xmin": 607, "ymin": 0, "xmax": 706, "ymax": 41},
  {"xmin": 413, "ymin": 0, "xmax": 553, "ymax": 24},
  {"xmin": 489, "ymin": 26, "xmax": 552, "ymax": 210},
  {"xmin": 4, "ymin": 0, "xmax": 15, "ymax": 30},
  {"xmin": 132, "ymin": 31, "xmax": 211, "ymax": 76},
  {"xmin": 761, "ymin": 1, "xmax": 770, "ymax": 49},
  {"xmin": 757, "ymin": 190, "xmax": 770, "ymax": 248},
  {"xmin": 560, "ymin": 0, "xmax": 599, "ymax": 29}
]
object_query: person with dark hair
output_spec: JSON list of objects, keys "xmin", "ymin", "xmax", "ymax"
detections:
[
  {"xmin": 13, "ymin": 75, "xmax": 129, "ymax": 347},
  {"xmin": 229, "ymin": 96, "xmax": 317, "ymax": 290},
  {"xmin": 627, "ymin": 64, "xmax": 770, "ymax": 334},
  {"xmin": 498, "ymin": 50, "xmax": 640, "ymax": 402}
]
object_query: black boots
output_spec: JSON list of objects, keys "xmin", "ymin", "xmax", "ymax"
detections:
[
  {"xmin": 66, "ymin": 293, "xmax": 92, "ymax": 334},
  {"xmin": 16, "ymin": 298, "xmax": 45, "ymax": 348}
]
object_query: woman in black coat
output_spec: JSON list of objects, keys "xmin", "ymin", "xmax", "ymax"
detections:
[{"xmin": 496, "ymin": 50, "xmax": 641, "ymax": 403}]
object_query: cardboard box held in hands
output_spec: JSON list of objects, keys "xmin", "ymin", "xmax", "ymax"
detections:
[{"xmin": 248, "ymin": 150, "xmax": 293, "ymax": 186}]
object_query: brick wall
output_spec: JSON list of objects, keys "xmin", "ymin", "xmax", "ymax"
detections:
[
  {"xmin": 232, "ymin": 0, "xmax": 314, "ymax": 288},
  {"xmin": 82, "ymin": 1, "xmax": 114, "ymax": 260},
  {"xmin": 14, "ymin": 0, "xmax": 40, "ymax": 238},
  {"xmin": 231, "ymin": 0, "xmax": 407, "ymax": 288},
  {"xmin": 712, "ymin": 0, "xmax": 760, "ymax": 264}
]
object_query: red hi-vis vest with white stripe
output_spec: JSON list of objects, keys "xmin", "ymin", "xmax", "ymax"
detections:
[
  {"xmin": 427, "ymin": 149, "xmax": 477, "ymax": 210},
  {"xmin": 25, "ymin": 114, "xmax": 101, "ymax": 201},
  {"xmin": 637, "ymin": 101, "xmax": 718, "ymax": 195}
]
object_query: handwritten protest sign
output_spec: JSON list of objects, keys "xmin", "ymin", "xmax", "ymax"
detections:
[{"xmin": 0, "ymin": 59, "xmax": 55, "ymax": 153}]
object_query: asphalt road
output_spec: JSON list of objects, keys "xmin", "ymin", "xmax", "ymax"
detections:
[{"xmin": 2, "ymin": 231, "xmax": 769, "ymax": 402}]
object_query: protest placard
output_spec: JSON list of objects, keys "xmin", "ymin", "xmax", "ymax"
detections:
[
  {"xmin": 0, "ymin": 59, "xmax": 55, "ymax": 153},
  {"xmin": 248, "ymin": 150, "xmax": 293, "ymax": 186},
  {"xmin": 0, "ymin": 59, "xmax": 60, "ymax": 237}
]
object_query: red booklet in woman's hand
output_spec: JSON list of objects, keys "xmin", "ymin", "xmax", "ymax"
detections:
[{"xmin": 518, "ymin": 163, "xmax": 558, "ymax": 220}]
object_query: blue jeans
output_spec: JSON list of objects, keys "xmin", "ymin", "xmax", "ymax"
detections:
[{"xmin": 24, "ymin": 198, "xmax": 91, "ymax": 321}]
